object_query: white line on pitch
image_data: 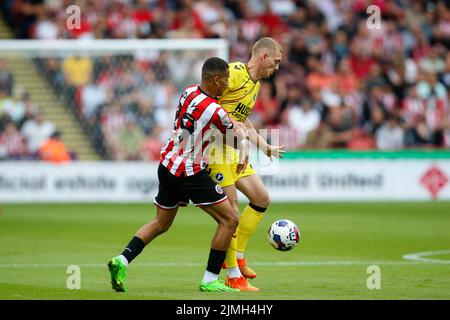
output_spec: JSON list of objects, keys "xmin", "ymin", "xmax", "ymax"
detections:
[
  {"xmin": 402, "ymin": 250, "xmax": 450, "ymax": 264},
  {"xmin": 0, "ymin": 260, "xmax": 446, "ymax": 268}
]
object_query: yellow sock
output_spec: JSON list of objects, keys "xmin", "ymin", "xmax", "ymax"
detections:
[
  {"xmin": 225, "ymin": 232, "xmax": 238, "ymax": 268},
  {"xmin": 236, "ymin": 205, "xmax": 264, "ymax": 254}
]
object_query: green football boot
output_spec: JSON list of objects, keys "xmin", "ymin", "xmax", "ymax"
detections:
[
  {"xmin": 108, "ymin": 256, "xmax": 127, "ymax": 292},
  {"xmin": 199, "ymin": 279, "xmax": 240, "ymax": 292}
]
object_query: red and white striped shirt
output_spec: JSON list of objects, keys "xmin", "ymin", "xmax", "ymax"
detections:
[
  {"xmin": 160, "ymin": 85, "xmax": 233, "ymax": 177},
  {"xmin": 0, "ymin": 132, "xmax": 28, "ymax": 157}
]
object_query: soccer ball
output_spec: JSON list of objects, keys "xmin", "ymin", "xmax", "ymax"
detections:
[{"xmin": 268, "ymin": 219, "xmax": 300, "ymax": 251}]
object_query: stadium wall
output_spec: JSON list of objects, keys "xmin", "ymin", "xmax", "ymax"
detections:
[{"xmin": 1, "ymin": 151, "xmax": 450, "ymax": 203}]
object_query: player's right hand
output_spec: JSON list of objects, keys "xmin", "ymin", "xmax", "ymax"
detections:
[{"xmin": 266, "ymin": 144, "xmax": 286, "ymax": 159}]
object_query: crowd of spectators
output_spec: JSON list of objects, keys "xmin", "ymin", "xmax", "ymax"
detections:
[
  {"xmin": 38, "ymin": 52, "xmax": 186, "ymax": 160},
  {"xmin": 0, "ymin": 58, "xmax": 73, "ymax": 162},
  {"xmin": 1, "ymin": 0, "xmax": 449, "ymax": 161}
]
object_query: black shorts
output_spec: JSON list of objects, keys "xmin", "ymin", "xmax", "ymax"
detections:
[{"xmin": 154, "ymin": 163, "xmax": 228, "ymax": 209}]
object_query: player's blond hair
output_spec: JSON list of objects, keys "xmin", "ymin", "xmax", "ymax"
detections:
[{"xmin": 251, "ymin": 37, "xmax": 283, "ymax": 56}]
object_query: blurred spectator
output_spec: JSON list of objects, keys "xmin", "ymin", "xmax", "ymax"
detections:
[
  {"xmin": 16, "ymin": 0, "xmax": 44, "ymax": 39},
  {"xmin": 289, "ymin": 32, "xmax": 310, "ymax": 67},
  {"xmin": 133, "ymin": 97, "xmax": 157, "ymax": 135},
  {"xmin": 134, "ymin": 0, "xmax": 155, "ymax": 38},
  {"xmin": 306, "ymin": 55, "xmax": 335, "ymax": 91},
  {"xmin": 62, "ymin": 55, "xmax": 93, "ymax": 87},
  {"xmin": 20, "ymin": 112, "xmax": 55, "ymax": 154},
  {"xmin": 0, "ymin": 59, "xmax": 14, "ymax": 96},
  {"xmin": 375, "ymin": 113, "xmax": 405, "ymax": 150},
  {"xmin": 416, "ymin": 71, "xmax": 448, "ymax": 103},
  {"xmin": 0, "ymin": 122, "xmax": 29, "ymax": 160},
  {"xmin": 433, "ymin": 111, "xmax": 450, "ymax": 148},
  {"xmin": 349, "ymin": 39, "xmax": 375, "ymax": 80},
  {"xmin": 441, "ymin": 52, "xmax": 450, "ymax": 88},
  {"xmin": 1, "ymin": 92, "xmax": 23, "ymax": 127},
  {"xmin": 287, "ymin": 98, "xmax": 320, "ymax": 146},
  {"xmin": 364, "ymin": 104, "xmax": 386, "ymax": 137},
  {"xmin": 441, "ymin": 115, "xmax": 450, "ymax": 148},
  {"xmin": 2, "ymin": 91, "xmax": 37, "ymax": 128},
  {"xmin": 236, "ymin": 1, "xmax": 262, "ymax": 43},
  {"xmin": 167, "ymin": 3, "xmax": 206, "ymax": 38},
  {"xmin": 315, "ymin": 0, "xmax": 344, "ymax": 33},
  {"xmin": 81, "ymin": 79, "xmax": 107, "ymax": 123},
  {"xmin": 416, "ymin": 71, "xmax": 448, "ymax": 133},
  {"xmin": 326, "ymin": 105, "xmax": 355, "ymax": 148},
  {"xmin": 34, "ymin": 10, "xmax": 59, "ymax": 39},
  {"xmin": 404, "ymin": 114, "xmax": 435, "ymax": 148},
  {"xmin": 153, "ymin": 52, "xmax": 171, "ymax": 82},
  {"xmin": 335, "ymin": 57, "xmax": 358, "ymax": 95},
  {"xmin": 433, "ymin": 1, "xmax": 450, "ymax": 48},
  {"xmin": 18, "ymin": 91, "xmax": 38, "ymax": 126},
  {"xmin": 333, "ymin": 30, "xmax": 349, "ymax": 62},
  {"xmin": 38, "ymin": 130, "xmax": 72, "ymax": 163},
  {"xmin": 275, "ymin": 108, "xmax": 301, "ymax": 150},
  {"xmin": 101, "ymin": 102, "xmax": 128, "ymax": 148},
  {"xmin": 304, "ymin": 116, "xmax": 333, "ymax": 149},
  {"xmin": 365, "ymin": 62, "xmax": 386, "ymax": 93},
  {"xmin": 111, "ymin": 120, "xmax": 145, "ymax": 161},
  {"xmin": 419, "ymin": 45, "xmax": 446, "ymax": 74},
  {"xmin": 199, "ymin": 1, "xmax": 236, "ymax": 38},
  {"xmin": 258, "ymin": 0, "xmax": 287, "ymax": 37},
  {"xmin": 380, "ymin": 20, "xmax": 404, "ymax": 59},
  {"xmin": 347, "ymin": 128, "xmax": 376, "ymax": 150},
  {"xmin": 0, "ymin": 89, "xmax": 15, "ymax": 121},
  {"xmin": 253, "ymin": 81, "xmax": 279, "ymax": 127},
  {"xmin": 141, "ymin": 129, "xmax": 164, "ymax": 161},
  {"xmin": 401, "ymin": 87, "xmax": 425, "ymax": 126}
]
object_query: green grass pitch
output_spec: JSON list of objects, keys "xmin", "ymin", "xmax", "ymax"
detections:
[{"xmin": 0, "ymin": 202, "xmax": 449, "ymax": 300}]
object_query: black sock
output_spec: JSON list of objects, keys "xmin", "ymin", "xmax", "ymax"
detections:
[
  {"xmin": 121, "ymin": 236, "xmax": 145, "ymax": 264},
  {"xmin": 249, "ymin": 202, "xmax": 267, "ymax": 213},
  {"xmin": 206, "ymin": 248, "xmax": 227, "ymax": 275}
]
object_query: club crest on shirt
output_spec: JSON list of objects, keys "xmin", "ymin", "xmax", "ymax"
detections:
[
  {"xmin": 215, "ymin": 173, "xmax": 224, "ymax": 182},
  {"xmin": 215, "ymin": 184, "xmax": 224, "ymax": 194}
]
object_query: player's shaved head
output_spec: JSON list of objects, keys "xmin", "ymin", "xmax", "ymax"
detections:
[
  {"xmin": 251, "ymin": 37, "xmax": 283, "ymax": 56},
  {"xmin": 202, "ymin": 57, "xmax": 229, "ymax": 80}
]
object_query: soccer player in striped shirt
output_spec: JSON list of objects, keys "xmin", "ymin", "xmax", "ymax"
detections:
[{"xmin": 108, "ymin": 57, "xmax": 250, "ymax": 293}]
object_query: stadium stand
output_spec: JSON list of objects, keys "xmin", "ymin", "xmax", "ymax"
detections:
[{"xmin": 1, "ymin": 0, "xmax": 449, "ymax": 161}]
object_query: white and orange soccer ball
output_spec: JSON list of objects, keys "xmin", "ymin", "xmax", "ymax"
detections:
[{"xmin": 268, "ymin": 219, "xmax": 300, "ymax": 251}]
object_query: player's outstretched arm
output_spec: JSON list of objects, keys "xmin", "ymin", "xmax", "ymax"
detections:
[{"xmin": 244, "ymin": 119, "xmax": 286, "ymax": 159}]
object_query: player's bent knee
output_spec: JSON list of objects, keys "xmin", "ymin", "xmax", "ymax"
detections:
[
  {"xmin": 227, "ymin": 214, "xmax": 239, "ymax": 230},
  {"xmin": 230, "ymin": 200, "xmax": 239, "ymax": 215},
  {"xmin": 221, "ymin": 211, "xmax": 239, "ymax": 230},
  {"xmin": 232, "ymin": 204, "xmax": 240, "ymax": 218},
  {"xmin": 254, "ymin": 192, "xmax": 271, "ymax": 209}
]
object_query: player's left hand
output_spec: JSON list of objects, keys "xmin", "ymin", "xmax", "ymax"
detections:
[{"xmin": 266, "ymin": 145, "xmax": 286, "ymax": 159}]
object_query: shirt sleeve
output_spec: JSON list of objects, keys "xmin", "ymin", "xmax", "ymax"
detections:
[{"xmin": 211, "ymin": 105, "xmax": 233, "ymax": 134}]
